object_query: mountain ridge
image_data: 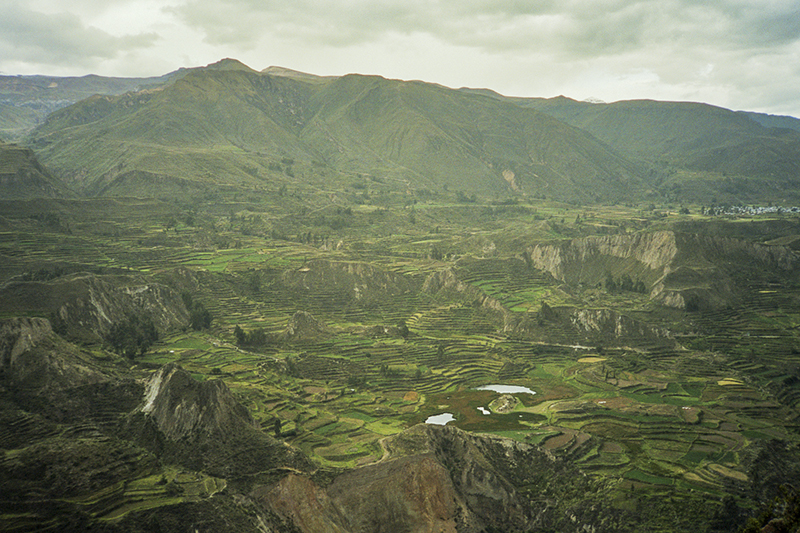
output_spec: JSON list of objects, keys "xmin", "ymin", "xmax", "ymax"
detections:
[
  {"xmin": 3, "ymin": 59, "xmax": 800, "ymax": 205},
  {"xmin": 25, "ymin": 64, "xmax": 650, "ymax": 203}
]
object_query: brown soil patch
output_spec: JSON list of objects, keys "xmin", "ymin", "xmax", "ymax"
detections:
[
  {"xmin": 403, "ymin": 391, "xmax": 420, "ymax": 402},
  {"xmin": 578, "ymin": 357, "xmax": 607, "ymax": 363}
]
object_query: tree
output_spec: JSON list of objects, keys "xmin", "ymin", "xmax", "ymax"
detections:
[
  {"xmin": 106, "ymin": 314, "xmax": 159, "ymax": 360},
  {"xmin": 189, "ymin": 304, "xmax": 212, "ymax": 330},
  {"xmin": 233, "ymin": 325, "xmax": 246, "ymax": 346},
  {"xmin": 397, "ymin": 319, "xmax": 410, "ymax": 339},
  {"xmin": 183, "ymin": 291, "xmax": 212, "ymax": 330}
]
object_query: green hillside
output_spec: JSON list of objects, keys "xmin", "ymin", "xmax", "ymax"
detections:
[
  {"xmin": 0, "ymin": 140, "xmax": 72, "ymax": 199},
  {"xmin": 26, "ymin": 61, "xmax": 649, "ymax": 204},
  {"xmin": 0, "ymin": 71, "xmax": 181, "ymax": 140},
  {"xmin": 514, "ymin": 96, "xmax": 800, "ymax": 203},
  {"xmin": 7, "ymin": 59, "xmax": 800, "ymax": 207}
]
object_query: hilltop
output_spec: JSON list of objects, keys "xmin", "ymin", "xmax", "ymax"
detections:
[
  {"xmin": 24, "ymin": 60, "xmax": 645, "ymax": 204},
  {"xmin": 0, "ymin": 140, "xmax": 72, "ymax": 198},
  {"xmin": 2, "ymin": 59, "xmax": 798, "ymax": 206},
  {"xmin": 511, "ymin": 96, "xmax": 800, "ymax": 204}
]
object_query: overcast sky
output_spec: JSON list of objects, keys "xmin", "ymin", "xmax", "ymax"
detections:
[{"xmin": 1, "ymin": 0, "xmax": 799, "ymax": 117}]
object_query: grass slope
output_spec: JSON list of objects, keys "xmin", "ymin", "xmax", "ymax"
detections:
[
  {"xmin": 26, "ymin": 64, "xmax": 648, "ymax": 203},
  {"xmin": 516, "ymin": 96, "xmax": 800, "ymax": 203}
]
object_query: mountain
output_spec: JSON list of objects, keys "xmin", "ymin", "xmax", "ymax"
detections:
[
  {"xmin": 5, "ymin": 59, "xmax": 800, "ymax": 205},
  {"xmin": 739, "ymin": 110, "xmax": 800, "ymax": 133},
  {"xmin": 0, "ymin": 140, "xmax": 71, "ymax": 198},
  {"xmin": 25, "ymin": 59, "xmax": 648, "ymax": 203},
  {"xmin": 511, "ymin": 96, "xmax": 800, "ymax": 203},
  {"xmin": 0, "ymin": 71, "xmax": 183, "ymax": 140}
]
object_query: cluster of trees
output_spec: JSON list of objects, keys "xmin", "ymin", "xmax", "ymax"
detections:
[
  {"xmin": 604, "ymin": 273, "xmax": 648, "ymax": 294},
  {"xmin": 182, "ymin": 292, "xmax": 212, "ymax": 330},
  {"xmin": 233, "ymin": 325, "xmax": 270, "ymax": 347},
  {"xmin": 106, "ymin": 313, "xmax": 158, "ymax": 359}
]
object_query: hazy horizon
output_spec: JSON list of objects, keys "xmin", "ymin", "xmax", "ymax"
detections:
[{"xmin": 2, "ymin": 0, "xmax": 799, "ymax": 117}]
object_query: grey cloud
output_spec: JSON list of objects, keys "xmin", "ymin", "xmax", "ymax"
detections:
[
  {"xmin": 171, "ymin": 0, "xmax": 799, "ymax": 60},
  {"xmin": 0, "ymin": 2, "xmax": 158, "ymax": 66}
]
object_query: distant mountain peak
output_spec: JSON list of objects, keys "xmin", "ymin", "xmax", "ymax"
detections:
[
  {"xmin": 204, "ymin": 58, "xmax": 256, "ymax": 73},
  {"xmin": 261, "ymin": 65, "xmax": 331, "ymax": 82}
]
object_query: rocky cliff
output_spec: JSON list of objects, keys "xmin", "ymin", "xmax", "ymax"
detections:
[
  {"xmin": 423, "ymin": 267, "xmax": 509, "ymax": 321},
  {"xmin": 281, "ymin": 259, "xmax": 418, "ymax": 309},
  {"xmin": 527, "ymin": 231, "xmax": 798, "ymax": 310},
  {"xmin": 0, "ymin": 316, "xmax": 111, "ymax": 392},
  {"xmin": 257, "ymin": 423, "xmax": 624, "ymax": 533},
  {"xmin": 128, "ymin": 363, "xmax": 312, "ymax": 478},
  {"xmin": 0, "ymin": 272, "xmax": 190, "ymax": 343},
  {"xmin": 137, "ymin": 362, "xmax": 258, "ymax": 441}
]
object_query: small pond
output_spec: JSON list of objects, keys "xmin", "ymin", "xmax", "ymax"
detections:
[
  {"xmin": 425, "ymin": 413, "xmax": 456, "ymax": 425},
  {"xmin": 475, "ymin": 384, "xmax": 536, "ymax": 395}
]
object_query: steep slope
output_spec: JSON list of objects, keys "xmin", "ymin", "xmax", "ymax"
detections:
[
  {"xmin": 0, "ymin": 71, "xmax": 180, "ymax": 139},
  {"xmin": 257, "ymin": 423, "xmax": 657, "ymax": 533},
  {"xmin": 26, "ymin": 60, "xmax": 647, "ymax": 203},
  {"xmin": 0, "ymin": 272, "xmax": 190, "ymax": 344},
  {"xmin": 0, "ymin": 317, "xmax": 111, "ymax": 393},
  {"xmin": 515, "ymin": 96, "xmax": 800, "ymax": 201},
  {"xmin": 528, "ymin": 230, "xmax": 798, "ymax": 310},
  {"xmin": 0, "ymin": 140, "xmax": 71, "ymax": 198},
  {"xmin": 28, "ymin": 61, "xmax": 320, "ymax": 196},
  {"xmin": 739, "ymin": 110, "xmax": 800, "ymax": 133},
  {"xmin": 301, "ymin": 74, "xmax": 645, "ymax": 200},
  {"xmin": 126, "ymin": 362, "xmax": 312, "ymax": 478}
]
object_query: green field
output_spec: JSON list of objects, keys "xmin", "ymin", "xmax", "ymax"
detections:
[{"xmin": 2, "ymin": 194, "xmax": 800, "ymax": 531}]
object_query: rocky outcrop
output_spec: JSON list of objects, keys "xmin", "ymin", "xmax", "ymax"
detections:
[
  {"xmin": 527, "ymin": 231, "xmax": 798, "ymax": 310},
  {"xmin": 137, "ymin": 362, "xmax": 257, "ymax": 442},
  {"xmin": 284, "ymin": 310, "xmax": 329, "ymax": 341},
  {"xmin": 423, "ymin": 267, "xmax": 509, "ymax": 322},
  {"xmin": 528, "ymin": 231, "xmax": 680, "ymax": 284},
  {"xmin": 281, "ymin": 259, "xmax": 417, "ymax": 308},
  {"xmin": 0, "ymin": 317, "xmax": 109, "ymax": 391},
  {"xmin": 568, "ymin": 307, "xmax": 670, "ymax": 339},
  {"xmin": 0, "ymin": 272, "xmax": 190, "ymax": 343},
  {"xmin": 257, "ymin": 423, "xmax": 615, "ymax": 533},
  {"xmin": 508, "ymin": 304, "xmax": 671, "ymax": 345},
  {"xmin": 129, "ymin": 363, "xmax": 312, "ymax": 477}
]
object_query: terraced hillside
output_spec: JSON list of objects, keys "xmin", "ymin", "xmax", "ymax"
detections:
[{"xmin": 2, "ymin": 195, "xmax": 800, "ymax": 532}]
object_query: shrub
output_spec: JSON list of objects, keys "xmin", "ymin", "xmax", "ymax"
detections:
[{"xmin": 106, "ymin": 314, "xmax": 158, "ymax": 359}]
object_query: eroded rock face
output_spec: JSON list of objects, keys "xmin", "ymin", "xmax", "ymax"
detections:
[
  {"xmin": 130, "ymin": 362, "xmax": 312, "ymax": 478},
  {"xmin": 423, "ymin": 267, "xmax": 509, "ymax": 322},
  {"xmin": 0, "ymin": 317, "xmax": 52, "ymax": 370},
  {"xmin": 281, "ymin": 259, "xmax": 416, "ymax": 308},
  {"xmin": 257, "ymin": 424, "xmax": 606, "ymax": 533},
  {"xmin": 0, "ymin": 317, "xmax": 108, "ymax": 391},
  {"xmin": 285, "ymin": 310, "xmax": 329, "ymax": 340},
  {"xmin": 529, "ymin": 231, "xmax": 680, "ymax": 284},
  {"xmin": 138, "ymin": 362, "xmax": 257, "ymax": 442},
  {"xmin": 328, "ymin": 454, "xmax": 458, "ymax": 533},
  {"xmin": 527, "ymin": 231, "xmax": 797, "ymax": 310},
  {"xmin": 0, "ymin": 273, "xmax": 190, "ymax": 343}
]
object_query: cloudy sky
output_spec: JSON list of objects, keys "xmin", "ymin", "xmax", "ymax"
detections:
[{"xmin": 1, "ymin": 0, "xmax": 799, "ymax": 117}]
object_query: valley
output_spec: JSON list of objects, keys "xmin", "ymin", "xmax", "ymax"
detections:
[
  {"xmin": 2, "ymin": 195, "xmax": 800, "ymax": 532},
  {"xmin": 2, "ymin": 60, "xmax": 800, "ymax": 532}
]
